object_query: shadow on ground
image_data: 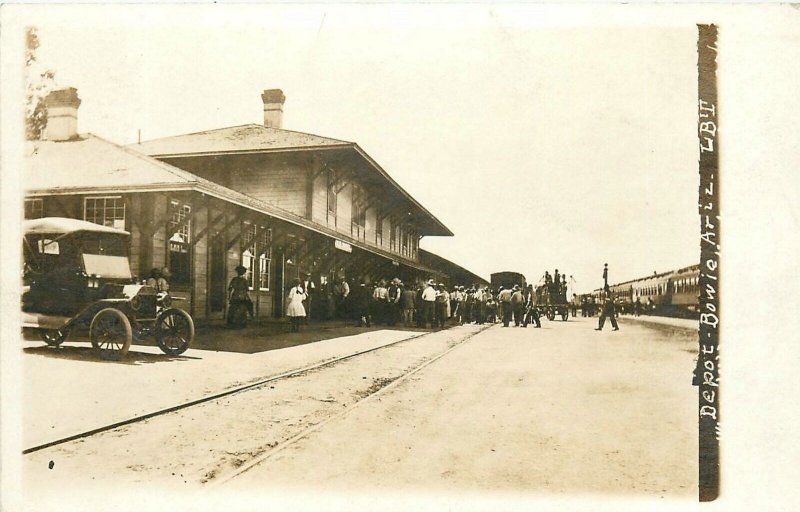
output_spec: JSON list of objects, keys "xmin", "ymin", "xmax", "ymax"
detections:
[
  {"xmin": 192, "ymin": 320, "xmax": 438, "ymax": 354},
  {"xmin": 22, "ymin": 319, "xmax": 446, "ymax": 359},
  {"xmin": 22, "ymin": 345, "xmax": 199, "ymax": 365}
]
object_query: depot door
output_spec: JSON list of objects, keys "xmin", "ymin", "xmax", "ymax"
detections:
[{"xmin": 209, "ymin": 235, "xmax": 226, "ymax": 313}]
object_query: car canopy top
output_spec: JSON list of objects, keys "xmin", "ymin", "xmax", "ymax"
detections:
[{"xmin": 24, "ymin": 217, "xmax": 130, "ymax": 237}]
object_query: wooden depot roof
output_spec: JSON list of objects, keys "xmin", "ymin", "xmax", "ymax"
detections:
[
  {"xmin": 133, "ymin": 124, "xmax": 352, "ymax": 157},
  {"xmin": 131, "ymin": 124, "xmax": 453, "ymax": 237},
  {"xmin": 25, "ymin": 134, "xmax": 440, "ymax": 274}
]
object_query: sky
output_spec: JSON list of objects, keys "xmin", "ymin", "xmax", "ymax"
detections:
[{"xmin": 26, "ymin": 5, "xmax": 699, "ymax": 294}]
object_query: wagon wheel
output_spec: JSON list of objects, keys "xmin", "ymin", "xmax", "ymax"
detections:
[
  {"xmin": 40, "ymin": 329, "xmax": 67, "ymax": 347},
  {"xmin": 546, "ymin": 308, "xmax": 555, "ymax": 321},
  {"xmin": 156, "ymin": 308, "xmax": 194, "ymax": 356},
  {"xmin": 90, "ymin": 308, "xmax": 132, "ymax": 361}
]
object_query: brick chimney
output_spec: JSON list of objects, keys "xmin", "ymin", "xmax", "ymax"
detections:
[
  {"xmin": 44, "ymin": 87, "xmax": 81, "ymax": 141},
  {"xmin": 261, "ymin": 89, "xmax": 285, "ymax": 129}
]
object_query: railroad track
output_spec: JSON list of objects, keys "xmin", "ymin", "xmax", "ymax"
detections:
[
  {"xmin": 23, "ymin": 325, "xmax": 492, "ymax": 455},
  {"xmin": 206, "ymin": 323, "xmax": 490, "ymax": 488}
]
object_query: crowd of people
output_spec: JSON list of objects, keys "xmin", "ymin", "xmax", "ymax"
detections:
[
  {"xmin": 323, "ymin": 277, "xmax": 556, "ymax": 330},
  {"xmin": 219, "ymin": 266, "xmax": 629, "ymax": 334}
]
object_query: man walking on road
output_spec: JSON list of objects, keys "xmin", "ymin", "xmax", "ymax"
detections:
[
  {"xmin": 524, "ymin": 289, "xmax": 542, "ymax": 328},
  {"xmin": 498, "ymin": 286, "xmax": 513, "ymax": 327},
  {"xmin": 595, "ymin": 286, "xmax": 620, "ymax": 331},
  {"xmin": 511, "ymin": 285, "xmax": 525, "ymax": 327}
]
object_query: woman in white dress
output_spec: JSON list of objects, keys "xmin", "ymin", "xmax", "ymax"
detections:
[{"xmin": 286, "ymin": 278, "xmax": 307, "ymax": 332}]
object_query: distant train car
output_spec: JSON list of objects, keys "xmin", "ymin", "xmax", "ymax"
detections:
[
  {"xmin": 602, "ymin": 264, "xmax": 700, "ymax": 318},
  {"xmin": 666, "ymin": 264, "xmax": 701, "ymax": 315},
  {"xmin": 490, "ymin": 271, "xmax": 527, "ymax": 291}
]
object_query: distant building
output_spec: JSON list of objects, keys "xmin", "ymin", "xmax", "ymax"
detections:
[{"xmin": 24, "ymin": 87, "xmax": 479, "ymax": 322}]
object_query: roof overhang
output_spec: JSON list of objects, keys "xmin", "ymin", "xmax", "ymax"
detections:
[
  {"xmin": 26, "ymin": 181, "xmax": 436, "ymax": 273},
  {"xmin": 144, "ymin": 143, "xmax": 453, "ymax": 238}
]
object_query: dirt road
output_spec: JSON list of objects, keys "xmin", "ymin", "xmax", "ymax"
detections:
[
  {"xmin": 225, "ymin": 317, "xmax": 698, "ymax": 497},
  {"xmin": 23, "ymin": 317, "xmax": 697, "ymax": 504}
]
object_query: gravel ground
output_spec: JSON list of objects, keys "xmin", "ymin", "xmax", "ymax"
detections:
[
  {"xmin": 225, "ymin": 317, "xmax": 698, "ymax": 498},
  {"xmin": 23, "ymin": 324, "xmax": 487, "ymax": 495},
  {"xmin": 22, "ymin": 329, "xmax": 425, "ymax": 448},
  {"xmin": 23, "ymin": 317, "xmax": 697, "ymax": 507}
]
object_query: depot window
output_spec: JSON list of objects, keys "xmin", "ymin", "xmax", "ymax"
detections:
[
  {"xmin": 375, "ymin": 208, "xmax": 383, "ymax": 246},
  {"xmin": 389, "ymin": 218, "xmax": 397, "ymax": 252},
  {"xmin": 259, "ymin": 228, "xmax": 272, "ymax": 291},
  {"xmin": 327, "ymin": 168, "xmax": 337, "ymax": 215},
  {"xmin": 351, "ymin": 185, "xmax": 367, "ymax": 240},
  {"xmin": 401, "ymin": 227, "xmax": 410, "ymax": 257},
  {"xmin": 242, "ymin": 222, "xmax": 257, "ymax": 290},
  {"xmin": 168, "ymin": 200, "xmax": 192, "ymax": 285},
  {"xmin": 84, "ymin": 196, "xmax": 126, "ymax": 229}
]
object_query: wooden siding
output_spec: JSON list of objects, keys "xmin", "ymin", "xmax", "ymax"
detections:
[
  {"xmin": 155, "ymin": 152, "xmax": 423, "ymax": 262},
  {"xmin": 365, "ymin": 207, "xmax": 377, "ymax": 244},
  {"xmin": 230, "ymin": 162, "xmax": 307, "ymax": 217},
  {"xmin": 335, "ymin": 184, "xmax": 352, "ymax": 235},
  {"xmin": 311, "ymin": 171, "xmax": 328, "ymax": 225}
]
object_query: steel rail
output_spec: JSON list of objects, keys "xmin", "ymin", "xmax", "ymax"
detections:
[
  {"xmin": 206, "ymin": 324, "xmax": 491, "ymax": 488},
  {"xmin": 22, "ymin": 328, "xmax": 467, "ymax": 455}
]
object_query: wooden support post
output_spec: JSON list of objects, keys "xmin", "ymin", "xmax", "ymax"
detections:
[
  {"xmin": 192, "ymin": 210, "xmax": 226, "ymax": 247},
  {"xmin": 189, "ymin": 199, "xmax": 197, "ymax": 318},
  {"xmin": 224, "ymin": 212, "xmax": 247, "ymax": 252},
  {"xmin": 129, "ymin": 194, "xmax": 170, "ymax": 278},
  {"xmin": 333, "ymin": 167, "xmax": 356, "ymax": 194}
]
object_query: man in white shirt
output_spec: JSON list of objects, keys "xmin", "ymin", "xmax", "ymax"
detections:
[
  {"xmin": 334, "ymin": 277, "xmax": 350, "ymax": 320},
  {"xmin": 421, "ymin": 279, "xmax": 437, "ymax": 328},
  {"xmin": 372, "ymin": 280, "xmax": 389, "ymax": 324},
  {"xmin": 498, "ymin": 286, "xmax": 513, "ymax": 327}
]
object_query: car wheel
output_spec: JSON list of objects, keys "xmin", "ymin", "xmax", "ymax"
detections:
[
  {"xmin": 40, "ymin": 329, "xmax": 66, "ymax": 347},
  {"xmin": 90, "ymin": 308, "xmax": 132, "ymax": 361},
  {"xmin": 156, "ymin": 308, "xmax": 194, "ymax": 356}
]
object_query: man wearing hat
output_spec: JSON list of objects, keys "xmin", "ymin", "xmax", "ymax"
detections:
[
  {"xmin": 399, "ymin": 282, "xmax": 416, "ymax": 327},
  {"xmin": 595, "ymin": 285, "xmax": 620, "ymax": 331},
  {"xmin": 302, "ymin": 272, "xmax": 315, "ymax": 324},
  {"xmin": 146, "ymin": 267, "xmax": 162, "ymax": 292},
  {"xmin": 497, "ymin": 285, "xmax": 513, "ymax": 327},
  {"xmin": 371, "ymin": 279, "xmax": 389, "ymax": 325},
  {"xmin": 452, "ymin": 286, "xmax": 465, "ymax": 324},
  {"xmin": 387, "ymin": 278, "xmax": 402, "ymax": 326},
  {"xmin": 158, "ymin": 267, "xmax": 171, "ymax": 293},
  {"xmin": 473, "ymin": 286, "xmax": 484, "ymax": 324},
  {"xmin": 434, "ymin": 283, "xmax": 449, "ymax": 328},
  {"xmin": 421, "ymin": 279, "xmax": 437, "ymax": 328},
  {"xmin": 511, "ymin": 285, "xmax": 526, "ymax": 327}
]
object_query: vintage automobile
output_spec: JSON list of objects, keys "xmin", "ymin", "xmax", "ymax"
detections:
[{"xmin": 22, "ymin": 217, "xmax": 194, "ymax": 360}]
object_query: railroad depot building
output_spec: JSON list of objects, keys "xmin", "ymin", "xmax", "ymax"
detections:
[{"xmin": 25, "ymin": 87, "xmax": 484, "ymax": 322}]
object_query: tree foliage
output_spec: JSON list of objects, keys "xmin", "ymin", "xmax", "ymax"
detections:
[{"xmin": 25, "ymin": 27, "xmax": 56, "ymax": 141}]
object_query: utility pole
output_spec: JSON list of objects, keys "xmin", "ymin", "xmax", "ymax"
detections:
[{"xmin": 603, "ymin": 263, "xmax": 609, "ymax": 289}]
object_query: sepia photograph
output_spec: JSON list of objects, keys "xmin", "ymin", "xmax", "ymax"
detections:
[{"xmin": 1, "ymin": 4, "xmax": 798, "ymax": 511}]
